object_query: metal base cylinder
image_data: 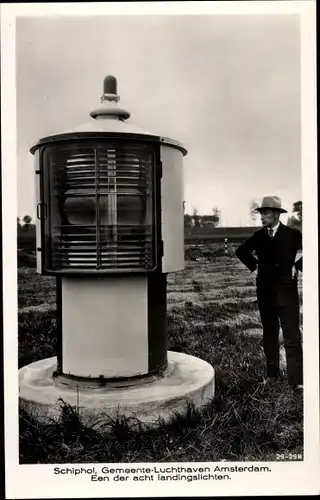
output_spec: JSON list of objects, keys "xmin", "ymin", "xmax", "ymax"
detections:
[{"xmin": 56, "ymin": 273, "xmax": 167, "ymax": 380}]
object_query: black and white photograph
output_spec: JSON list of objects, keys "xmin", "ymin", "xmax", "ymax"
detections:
[{"xmin": 1, "ymin": 1, "xmax": 319, "ymax": 498}]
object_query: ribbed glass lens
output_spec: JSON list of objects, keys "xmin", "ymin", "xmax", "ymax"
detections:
[
  {"xmin": 64, "ymin": 196, "xmax": 97, "ymax": 225},
  {"xmin": 42, "ymin": 142, "xmax": 156, "ymax": 272}
]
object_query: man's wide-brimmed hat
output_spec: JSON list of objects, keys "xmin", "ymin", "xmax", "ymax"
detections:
[{"xmin": 255, "ymin": 196, "xmax": 287, "ymax": 213}]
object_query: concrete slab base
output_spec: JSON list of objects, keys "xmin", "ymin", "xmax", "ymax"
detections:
[{"xmin": 19, "ymin": 351, "xmax": 215, "ymax": 432}]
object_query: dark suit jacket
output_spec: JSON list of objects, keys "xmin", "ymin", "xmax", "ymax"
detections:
[{"xmin": 236, "ymin": 223, "xmax": 302, "ymax": 307}]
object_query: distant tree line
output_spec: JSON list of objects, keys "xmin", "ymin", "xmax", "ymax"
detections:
[
  {"xmin": 17, "ymin": 215, "xmax": 36, "ymax": 252},
  {"xmin": 184, "ymin": 207, "xmax": 221, "ymax": 228},
  {"xmin": 287, "ymin": 201, "xmax": 302, "ymax": 231}
]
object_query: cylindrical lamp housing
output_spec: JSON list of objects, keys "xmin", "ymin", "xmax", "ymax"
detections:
[{"xmin": 31, "ymin": 77, "xmax": 187, "ymax": 382}]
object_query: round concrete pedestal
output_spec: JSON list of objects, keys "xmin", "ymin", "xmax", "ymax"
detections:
[{"xmin": 19, "ymin": 351, "xmax": 215, "ymax": 432}]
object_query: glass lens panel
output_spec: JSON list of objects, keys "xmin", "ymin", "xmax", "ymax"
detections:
[
  {"xmin": 64, "ymin": 196, "xmax": 96, "ymax": 225},
  {"xmin": 117, "ymin": 194, "xmax": 145, "ymax": 226},
  {"xmin": 42, "ymin": 142, "xmax": 155, "ymax": 271}
]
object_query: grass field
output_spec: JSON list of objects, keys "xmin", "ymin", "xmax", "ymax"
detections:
[{"xmin": 18, "ymin": 254, "xmax": 303, "ymax": 464}]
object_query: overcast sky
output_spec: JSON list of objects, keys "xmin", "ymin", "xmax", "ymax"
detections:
[{"xmin": 16, "ymin": 14, "xmax": 301, "ymax": 226}]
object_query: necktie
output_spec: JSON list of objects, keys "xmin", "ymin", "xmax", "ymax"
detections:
[{"xmin": 268, "ymin": 228, "xmax": 274, "ymax": 239}]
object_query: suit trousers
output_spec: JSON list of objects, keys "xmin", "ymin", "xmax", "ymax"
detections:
[{"xmin": 258, "ymin": 296, "xmax": 303, "ymax": 386}]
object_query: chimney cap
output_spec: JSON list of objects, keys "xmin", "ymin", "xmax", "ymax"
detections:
[{"xmin": 103, "ymin": 75, "xmax": 117, "ymax": 97}]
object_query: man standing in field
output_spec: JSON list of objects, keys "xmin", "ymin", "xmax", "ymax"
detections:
[{"xmin": 236, "ymin": 196, "xmax": 303, "ymax": 391}]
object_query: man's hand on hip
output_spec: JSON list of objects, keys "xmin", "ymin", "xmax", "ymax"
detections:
[{"xmin": 292, "ymin": 265, "xmax": 298, "ymax": 278}]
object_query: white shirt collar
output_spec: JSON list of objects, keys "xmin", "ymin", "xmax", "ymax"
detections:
[{"xmin": 270, "ymin": 221, "xmax": 280, "ymax": 234}]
